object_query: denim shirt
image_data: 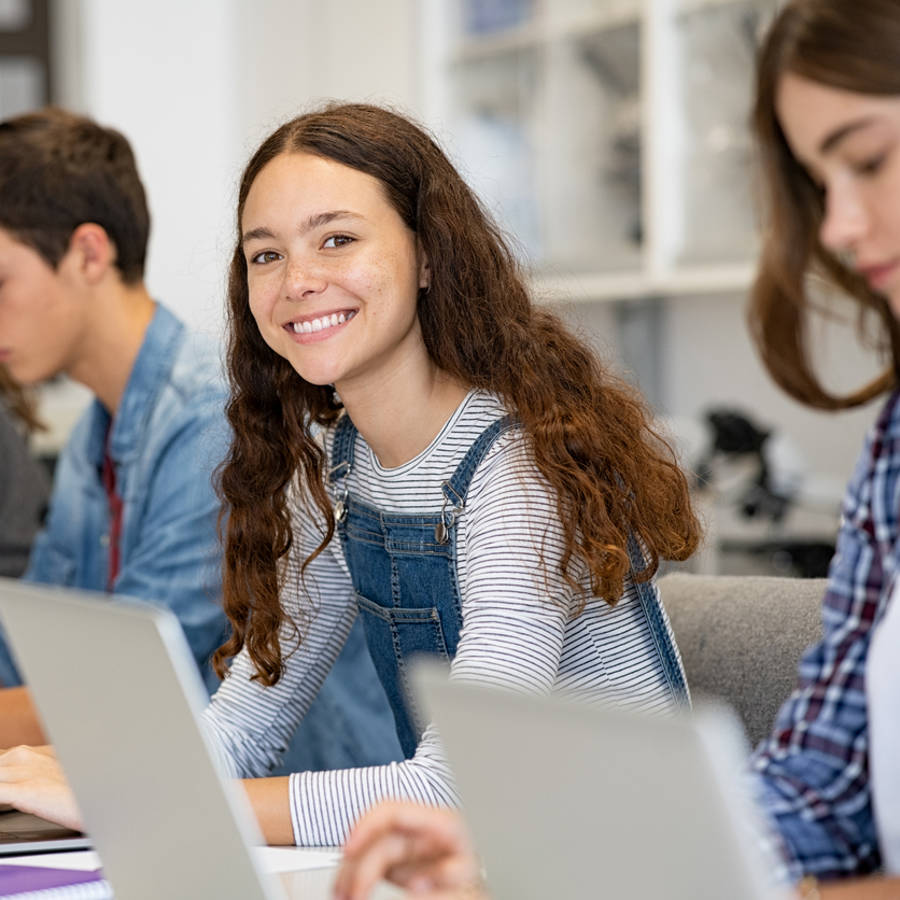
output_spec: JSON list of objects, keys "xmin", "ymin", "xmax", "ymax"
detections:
[{"xmin": 0, "ymin": 304, "xmax": 230, "ymax": 691}]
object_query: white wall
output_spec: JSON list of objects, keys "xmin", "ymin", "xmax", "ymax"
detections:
[
  {"xmin": 51, "ymin": 0, "xmax": 241, "ymax": 336},
  {"xmin": 661, "ymin": 291, "xmax": 882, "ymax": 489}
]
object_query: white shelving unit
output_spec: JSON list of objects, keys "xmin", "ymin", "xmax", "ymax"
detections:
[{"xmin": 421, "ymin": 0, "xmax": 778, "ymax": 304}]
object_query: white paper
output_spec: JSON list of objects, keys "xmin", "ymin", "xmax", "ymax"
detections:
[{"xmin": 253, "ymin": 845, "xmax": 340, "ymax": 873}]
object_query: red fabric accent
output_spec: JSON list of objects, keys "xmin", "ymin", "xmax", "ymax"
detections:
[{"xmin": 101, "ymin": 429, "xmax": 124, "ymax": 592}]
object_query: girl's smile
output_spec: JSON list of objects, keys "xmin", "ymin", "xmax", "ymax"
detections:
[{"xmin": 284, "ymin": 309, "xmax": 357, "ymax": 341}]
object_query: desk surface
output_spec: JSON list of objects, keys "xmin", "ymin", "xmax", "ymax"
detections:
[{"xmin": 0, "ymin": 846, "xmax": 406, "ymax": 899}]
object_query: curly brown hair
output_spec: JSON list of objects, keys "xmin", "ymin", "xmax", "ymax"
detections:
[
  {"xmin": 749, "ymin": 0, "xmax": 900, "ymax": 409},
  {"xmin": 214, "ymin": 102, "xmax": 700, "ymax": 685}
]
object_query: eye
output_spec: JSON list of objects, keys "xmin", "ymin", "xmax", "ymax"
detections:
[
  {"xmin": 855, "ymin": 153, "xmax": 887, "ymax": 177},
  {"xmin": 249, "ymin": 250, "xmax": 282, "ymax": 265},
  {"xmin": 322, "ymin": 234, "xmax": 354, "ymax": 249}
]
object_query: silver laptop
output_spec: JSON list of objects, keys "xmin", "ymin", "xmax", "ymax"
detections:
[
  {"xmin": 414, "ymin": 663, "xmax": 789, "ymax": 900},
  {"xmin": 0, "ymin": 577, "xmax": 295, "ymax": 900},
  {"xmin": 0, "ymin": 808, "xmax": 90, "ymax": 856}
]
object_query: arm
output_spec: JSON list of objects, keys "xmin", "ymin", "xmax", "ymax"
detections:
[
  {"xmin": 0, "ymin": 687, "xmax": 45, "ymax": 747},
  {"xmin": 819, "ymin": 878, "xmax": 900, "ymax": 899},
  {"xmin": 749, "ymin": 404, "xmax": 900, "ymax": 881}
]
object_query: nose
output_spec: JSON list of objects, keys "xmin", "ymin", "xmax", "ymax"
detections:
[
  {"xmin": 819, "ymin": 177, "xmax": 868, "ymax": 257},
  {"xmin": 283, "ymin": 256, "xmax": 327, "ymax": 300}
]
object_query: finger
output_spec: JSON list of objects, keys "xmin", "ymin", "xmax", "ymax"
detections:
[
  {"xmin": 424, "ymin": 850, "xmax": 482, "ymax": 888},
  {"xmin": 342, "ymin": 801, "xmax": 421, "ymax": 857},
  {"xmin": 335, "ymin": 832, "xmax": 414, "ymax": 900}
]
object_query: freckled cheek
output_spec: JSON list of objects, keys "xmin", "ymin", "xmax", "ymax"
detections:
[{"xmin": 343, "ymin": 256, "xmax": 419, "ymax": 312}]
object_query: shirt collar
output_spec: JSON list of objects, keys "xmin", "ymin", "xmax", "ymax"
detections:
[{"xmin": 83, "ymin": 303, "xmax": 183, "ymax": 465}]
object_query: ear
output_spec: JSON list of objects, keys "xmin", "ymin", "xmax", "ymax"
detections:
[{"xmin": 63, "ymin": 223, "xmax": 117, "ymax": 285}]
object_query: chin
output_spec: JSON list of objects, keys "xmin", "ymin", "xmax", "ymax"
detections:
[{"xmin": 286, "ymin": 362, "xmax": 338, "ymax": 388}]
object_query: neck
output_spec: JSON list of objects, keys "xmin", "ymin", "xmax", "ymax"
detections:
[
  {"xmin": 66, "ymin": 282, "xmax": 157, "ymax": 414},
  {"xmin": 338, "ymin": 355, "xmax": 470, "ymax": 468}
]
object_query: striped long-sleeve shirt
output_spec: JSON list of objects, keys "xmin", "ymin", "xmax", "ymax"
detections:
[
  {"xmin": 750, "ymin": 389, "xmax": 900, "ymax": 881},
  {"xmin": 203, "ymin": 390, "xmax": 683, "ymax": 845}
]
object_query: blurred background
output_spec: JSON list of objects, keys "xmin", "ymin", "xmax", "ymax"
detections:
[{"xmin": 1, "ymin": 0, "xmax": 886, "ymax": 577}]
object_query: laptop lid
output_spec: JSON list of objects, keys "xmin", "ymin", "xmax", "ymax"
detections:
[
  {"xmin": 414, "ymin": 663, "xmax": 785, "ymax": 900},
  {"xmin": 0, "ymin": 577, "xmax": 284, "ymax": 900}
]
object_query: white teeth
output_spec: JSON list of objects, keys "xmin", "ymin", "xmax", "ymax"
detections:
[{"xmin": 291, "ymin": 312, "xmax": 354, "ymax": 334}]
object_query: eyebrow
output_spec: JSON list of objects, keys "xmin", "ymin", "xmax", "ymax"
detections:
[
  {"xmin": 819, "ymin": 116, "xmax": 879, "ymax": 155},
  {"xmin": 241, "ymin": 210, "xmax": 363, "ymax": 245}
]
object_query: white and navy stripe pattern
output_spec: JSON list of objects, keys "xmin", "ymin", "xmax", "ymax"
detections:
[{"xmin": 203, "ymin": 390, "xmax": 683, "ymax": 845}]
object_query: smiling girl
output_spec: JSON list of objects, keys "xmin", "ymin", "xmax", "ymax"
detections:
[{"xmin": 192, "ymin": 103, "xmax": 702, "ymax": 846}]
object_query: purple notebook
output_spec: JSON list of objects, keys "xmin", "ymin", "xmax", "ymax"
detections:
[{"xmin": 0, "ymin": 863, "xmax": 107, "ymax": 896}]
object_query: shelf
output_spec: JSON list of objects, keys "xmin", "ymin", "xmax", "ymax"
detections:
[
  {"xmin": 676, "ymin": 0, "xmax": 765, "ymax": 15},
  {"xmin": 428, "ymin": 0, "xmax": 769, "ymax": 308},
  {"xmin": 450, "ymin": 3, "xmax": 642, "ymax": 63},
  {"xmin": 530, "ymin": 261, "xmax": 756, "ymax": 304},
  {"xmin": 450, "ymin": 20, "xmax": 542, "ymax": 62},
  {"xmin": 544, "ymin": 4, "xmax": 641, "ymax": 40}
]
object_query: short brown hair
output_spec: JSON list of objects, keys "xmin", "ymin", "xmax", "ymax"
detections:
[
  {"xmin": 749, "ymin": 0, "xmax": 900, "ymax": 409},
  {"xmin": 0, "ymin": 107, "xmax": 150, "ymax": 283}
]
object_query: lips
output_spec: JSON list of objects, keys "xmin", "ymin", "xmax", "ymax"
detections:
[{"xmin": 858, "ymin": 259, "xmax": 900, "ymax": 290}]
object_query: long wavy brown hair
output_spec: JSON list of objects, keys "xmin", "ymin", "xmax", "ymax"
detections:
[
  {"xmin": 215, "ymin": 103, "xmax": 700, "ymax": 685},
  {"xmin": 749, "ymin": 0, "xmax": 900, "ymax": 409}
]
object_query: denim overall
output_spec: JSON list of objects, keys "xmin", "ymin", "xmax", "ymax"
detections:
[{"xmin": 328, "ymin": 413, "xmax": 689, "ymax": 759}]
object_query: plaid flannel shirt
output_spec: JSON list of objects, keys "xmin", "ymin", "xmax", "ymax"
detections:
[{"xmin": 749, "ymin": 389, "xmax": 900, "ymax": 882}]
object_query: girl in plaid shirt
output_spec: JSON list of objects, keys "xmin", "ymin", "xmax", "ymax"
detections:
[{"xmin": 748, "ymin": 0, "xmax": 900, "ymax": 893}]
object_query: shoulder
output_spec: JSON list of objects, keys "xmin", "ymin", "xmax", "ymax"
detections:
[
  {"xmin": 845, "ymin": 389, "xmax": 900, "ymax": 498},
  {"xmin": 167, "ymin": 325, "xmax": 227, "ymax": 406},
  {"xmin": 139, "ymin": 315, "xmax": 227, "ymax": 441},
  {"xmin": 865, "ymin": 388, "xmax": 900, "ymax": 444}
]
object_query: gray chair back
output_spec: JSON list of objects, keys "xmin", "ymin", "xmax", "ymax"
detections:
[{"xmin": 657, "ymin": 573, "xmax": 824, "ymax": 747}]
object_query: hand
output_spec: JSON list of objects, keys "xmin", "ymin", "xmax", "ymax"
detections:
[
  {"xmin": 334, "ymin": 802, "xmax": 486, "ymax": 900},
  {"xmin": 0, "ymin": 745, "xmax": 84, "ymax": 832}
]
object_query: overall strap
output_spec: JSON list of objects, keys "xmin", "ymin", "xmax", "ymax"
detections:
[
  {"xmin": 441, "ymin": 414, "xmax": 518, "ymax": 510},
  {"xmin": 433, "ymin": 415, "xmax": 518, "ymax": 544},
  {"xmin": 328, "ymin": 414, "xmax": 358, "ymax": 485},
  {"xmin": 627, "ymin": 534, "xmax": 691, "ymax": 707}
]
